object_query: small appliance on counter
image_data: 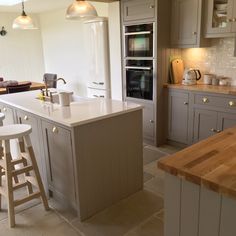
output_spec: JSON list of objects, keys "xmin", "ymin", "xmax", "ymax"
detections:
[{"xmin": 182, "ymin": 68, "xmax": 201, "ymax": 85}]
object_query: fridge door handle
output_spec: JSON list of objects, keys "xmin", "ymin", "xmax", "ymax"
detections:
[{"xmin": 93, "ymin": 82, "xmax": 105, "ymax": 85}]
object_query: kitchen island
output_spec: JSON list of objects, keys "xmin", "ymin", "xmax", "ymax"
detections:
[
  {"xmin": 0, "ymin": 90, "xmax": 143, "ymax": 220},
  {"xmin": 158, "ymin": 127, "xmax": 236, "ymax": 236}
]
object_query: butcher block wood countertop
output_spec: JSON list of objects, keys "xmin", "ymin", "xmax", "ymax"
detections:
[
  {"xmin": 164, "ymin": 83, "xmax": 236, "ymax": 95},
  {"xmin": 158, "ymin": 127, "xmax": 236, "ymax": 199}
]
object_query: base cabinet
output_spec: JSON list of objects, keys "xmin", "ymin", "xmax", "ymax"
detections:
[
  {"xmin": 168, "ymin": 89, "xmax": 236, "ymax": 144},
  {"xmin": 42, "ymin": 121, "xmax": 76, "ymax": 208},
  {"xmin": 168, "ymin": 91, "xmax": 189, "ymax": 144},
  {"xmin": 0, "ymin": 104, "xmax": 14, "ymax": 125},
  {"xmin": 193, "ymin": 109, "xmax": 218, "ymax": 143}
]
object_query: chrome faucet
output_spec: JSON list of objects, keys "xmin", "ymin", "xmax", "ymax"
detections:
[{"xmin": 57, "ymin": 78, "xmax": 66, "ymax": 84}]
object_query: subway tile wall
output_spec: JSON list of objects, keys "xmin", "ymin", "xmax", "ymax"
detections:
[{"xmin": 181, "ymin": 38, "xmax": 236, "ymax": 85}]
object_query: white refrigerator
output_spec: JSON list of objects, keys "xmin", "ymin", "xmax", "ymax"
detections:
[{"xmin": 84, "ymin": 17, "xmax": 111, "ymax": 98}]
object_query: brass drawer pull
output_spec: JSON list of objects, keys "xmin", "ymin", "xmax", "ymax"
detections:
[
  {"xmin": 202, "ymin": 97, "xmax": 209, "ymax": 104},
  {"xmin": 24, "ymin": 115, "xmax": 29, "ymax": 121},
  {"xmin": 52, "ymin": 126, "xmax": 58, "ymax": 134},
  {"xmin": 229, "ymin": 101, "xmax": 235, "ymax": 107}
]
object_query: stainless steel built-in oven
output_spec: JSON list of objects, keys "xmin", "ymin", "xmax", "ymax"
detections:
[
  {"xmin": 124, "ymin": 23, "xmax": 154, "ymax": 58},
  {"xmin": 126, "ymin": 60, "xmax": 153, "ymax": 100}
]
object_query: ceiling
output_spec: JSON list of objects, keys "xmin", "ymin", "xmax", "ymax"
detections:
[{"xmin": 0, "ymin": 0, "xmax": 118, "ymax": 13}]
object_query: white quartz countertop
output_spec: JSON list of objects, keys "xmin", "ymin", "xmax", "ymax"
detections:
[{"xmin": 0, "ymin": 90, "xmax": 143, "ymax": 127}]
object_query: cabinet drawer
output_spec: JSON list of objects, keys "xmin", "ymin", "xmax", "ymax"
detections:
[
  {"xmin": 194, "ymin": 94, "xmax": 236, "ymax": 110},
  {"xmin": 123, "ymin": 0, "xmax": 155, "ymax": 22}
]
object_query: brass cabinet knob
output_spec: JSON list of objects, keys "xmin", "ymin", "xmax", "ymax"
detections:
[
  {"xmin": 226, "ymin": 18, "xmax": 233, "ymax": 22},
  {"xmin": 216, "ymin": 130, "xmax": 221, "ymax": 133},
  {"xmin": 3, "ymin": 107, "xmax": 6, "ymax": 112},
  {"xmin": 192, "ymin": 31, "xmax": 197, "ymax": 35},
  {"xmin": 232, "ymin": 18, "xmax": 236, "ymax": 22},
  {"xmin": 229, "ymin": 101, "xmax": 235, "ymax": 107},
  {"xmin": 150, "ymin": 120, "xmax": 154, "ymax": 123},
  {"xmin": 52, "ymin": 126, "xmax": 58, "ymax": 134},
  {"xmin": 24, "ymin": 115, "xmax": 29, "ymax": 121},
  {"xmin": 184, "ymin": 102, "xmax": 188, "ymax": 105},
  {"xmin": 210, "ymin": 128, "xmax": 216, "ymax": 132},
  {"xmin": 149, "ymin": 5, "xmax": 154, "ymax": 8},
  {"xmin": 202, "ymin": 97, "xmax": 209, "ymax": 104}
]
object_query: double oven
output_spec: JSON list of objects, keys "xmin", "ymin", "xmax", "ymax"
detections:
[{"xmin": 124, "ymin": 23, "xmax": 154, "ymax": 101}]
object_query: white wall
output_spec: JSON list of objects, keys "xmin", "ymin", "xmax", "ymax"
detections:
[
  {"xmin": 39, "ymin": 2, "xmax": 109, "ymax": 96},
  {"xmin": 0, "ymin": 13, "xmax": 45, "ymax": 82},
  {"xmin": 108, "ymin": 2, "xmax": 123, "ymax": 101}
]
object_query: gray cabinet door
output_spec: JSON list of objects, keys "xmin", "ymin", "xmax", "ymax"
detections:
[
  {"xmin": 122, "ymin": 0, "xmax": 155, "ymax": 22},
  {"xmin": 217, "ymin": 112, "xmax": 236, "ymax": 132},
  {"xmin": 205, "ymin": 0, "xmax": 234, "ymax": 37},
  {"xmin": 16, "ymin": 111, "xmax": 44, "ymax": 182},
  {"xmin": 171, "ymin": 0, "xmax": 199, "ymax": 46},
  {"xmin": 193, "ymin": 109, "xmax": 218, "ymax": 142},
  {"xmin": 42, "ymin": 121, "xmax": 76, "ymax": 207},
  {"xmin": 0, "ymin": 104, "xmax": 14, "ymax": 125},
  {"xmin": 168, "ymin": 91, "xmax": 189, "ymax": 144},
  {"xmin": 143, "ymin": 103, "xmax": 155, "ymax": 143}
]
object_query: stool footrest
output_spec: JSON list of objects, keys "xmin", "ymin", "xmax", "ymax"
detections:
[
  {"xmin": 0, "ymin": 158, "xmax": 25, "ymax": 170},
  {"xmin": 14, "ymin": 192, "xmax": 41, "ymax": 207},
  {"xmin": 12, "ymin": 165, "xmax": 33, "ymax": 176},
  {"xmin": 21, "ymin": 152, "xmax": 30, "ymax": 161},
  {"xmin": 12, "ymin": 181, "xmax": 29, "ymax": 191}
]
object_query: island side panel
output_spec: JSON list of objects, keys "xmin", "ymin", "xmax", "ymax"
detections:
[{"xmin": 74, "ymin": 109, "xmax": 143, "ymax": 220}]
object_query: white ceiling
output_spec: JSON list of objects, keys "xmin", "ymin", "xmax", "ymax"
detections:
[{"xmin": 0, "ymin": 0, "xmax": 76, "ymax": 13}]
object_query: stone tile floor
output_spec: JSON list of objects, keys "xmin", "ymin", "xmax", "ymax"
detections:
[{"xmin": 0, "ymin": 144, "xmax": 181, "ymax": 236}]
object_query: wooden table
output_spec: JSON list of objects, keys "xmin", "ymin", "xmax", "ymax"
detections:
[{"xmin": 0, "ymin": 82, "xmax": 45, "ymax": 95}]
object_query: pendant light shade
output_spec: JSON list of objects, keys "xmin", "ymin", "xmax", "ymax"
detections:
[
  {"xmin": 66, "ymin": 0, "xmax": 98, "ymax": 20},
  {"xmin": 12, "ymin": 0, "xmax": 37, "ymax": 29}
]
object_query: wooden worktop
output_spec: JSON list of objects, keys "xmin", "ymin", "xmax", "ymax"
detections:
[
  {"xmin": 158, "ymin": 127, "xmax": 236, "ymax": 199},
  {"xmin": 0, "ymin": 82, "xmax": 45, "ymax": 95},
  {"xmin": 164, "ymin": 83, "xmax": 236, "ymax": 96}
]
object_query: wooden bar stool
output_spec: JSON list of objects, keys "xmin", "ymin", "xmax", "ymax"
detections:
[{"xmin": 0, "ymin": 124, "xmax": 49, "ymax": 227}]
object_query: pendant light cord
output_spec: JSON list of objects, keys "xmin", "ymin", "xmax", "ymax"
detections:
[{"xmin": 21, "ymin": 0, "xmax": 27, "ymax": 16}]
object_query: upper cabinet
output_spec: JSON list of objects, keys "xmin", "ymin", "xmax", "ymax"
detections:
[
  {"xmin": 171, "ymin": 0, "xmax": 208, "ymax": 48},
  {"xmin": 122, "ymin": 0, "xmax": 156, "ymax": 22},
  {"xmin": 205, "ymin": 0, "xmax": 236, "ymax": 38}
]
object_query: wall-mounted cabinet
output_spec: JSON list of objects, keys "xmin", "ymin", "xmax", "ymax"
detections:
[
  {"xmin": 122, "ymin": 0, "xmax": 156, "ymax": 22},
  {"xmin": 171, "ymin": 0, "xmax": 208, "ymax": 48},
  {"xmin": 205, "ymin": 0, "xmax": 236, "ymax": 38}
]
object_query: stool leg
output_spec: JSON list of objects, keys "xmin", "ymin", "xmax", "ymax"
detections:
[
  {"xmin": 24, "ymin": 135, "xmax": 49, "ymax": 211},
  {"xmin": 18, "ymin": 138, "xmax": 33, "ymax": 194},
  {"xmin": 3, "ymin": 140, "xmax": 15, "ymax": 228}
]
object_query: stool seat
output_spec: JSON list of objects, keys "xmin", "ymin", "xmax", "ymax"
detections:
[
  {"xmin": 0, "ymin": 113, "xmax": 4, "ymax": 121},
  {"xmin": 0, "ymin": 124, "xmax": 32, "ymax": 140}
]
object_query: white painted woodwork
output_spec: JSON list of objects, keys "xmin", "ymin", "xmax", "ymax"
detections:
[{"xmin": 165, "ymin": 173, "xmax": 181, "ymax": 236}]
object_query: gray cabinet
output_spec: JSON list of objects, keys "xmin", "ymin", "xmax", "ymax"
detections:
[
  {"xmin": 0, "ymin": 104, "xmax": 14, "ymax": 125},
  {"xmin": 143, "ymin": 103, "xmax": 155, "ymax": 143},
  {"xmin": 193, "ymin": 109, "xmax": 218, "ymax": 142},
  {"xmin": 217, "ymin": 112, "xmax": 236, "ymax": 132},
  {"xmin": 171, "ymin": 0, "xmax": 207, "ymax": 48},
  {"xmin": 205, "ymin": 0, "xmax": 236, "ymax": 38},
  {"xmin": 122, "ymin": 0, "xmax": 156, "ymax": 22},
  {"xmin": 42, "ymin": 121, "xmax": 76, "ymax": 208},
  {"xmin": 168, "ymin": 91, "xmax": 189, "ymax": 144}
]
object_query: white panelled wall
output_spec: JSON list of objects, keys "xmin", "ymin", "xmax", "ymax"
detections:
[
  {"xmin": 0, "ymin": 2, "xmax": 123, "ymax": 100},
  {"xmin": 0, "ymin": 13, "xmax": 45, "ymax": 82}
]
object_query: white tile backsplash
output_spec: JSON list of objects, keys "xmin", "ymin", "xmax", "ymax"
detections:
[{"xmin": 181, "ymin": 38, "xmax": 236, "ymax": 84}]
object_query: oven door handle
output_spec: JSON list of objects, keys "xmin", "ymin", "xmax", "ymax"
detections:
[
  {"xmin": 124, "ymin": 31, "xmax": 152, "ymax": 36},
  {"xmin": 125, "ymin": 66, "xmax": 152, "ymax": 70}
]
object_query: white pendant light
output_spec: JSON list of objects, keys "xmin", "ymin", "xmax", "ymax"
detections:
[
  {"xmin": 12, "ymin": 0, "xmax": 37, "ymax": 30},
  {"xmin": 66, "ymin": 0, "xmax": 98, "ymax": 20}
]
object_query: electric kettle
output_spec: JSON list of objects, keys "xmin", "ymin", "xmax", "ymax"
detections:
[{"xmin": 182, "ymin": 68, "xmax": 201, "ymax": 85}]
